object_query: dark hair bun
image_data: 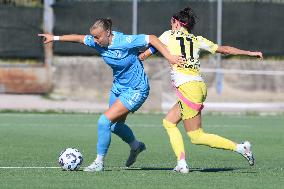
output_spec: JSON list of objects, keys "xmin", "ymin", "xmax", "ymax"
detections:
[
  {"xmin": 182, "ymin": 7, "xmax": 194, "ymax": 16},
  {"xmin": 172, "ymin": 6, "xmax": 197, "ymax": 32}
]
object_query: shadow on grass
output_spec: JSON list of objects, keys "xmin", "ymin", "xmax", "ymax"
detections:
[
  {"xmin": 125, "ymin": 167, "xmax": 256, "ymax": 173},
  {"xmin": 193, "ymin": 167, "xmax": 239, "ymax": 172},
  {"xmin": 79, "ymin": 166, "xmax": 256, "ymax": 173}
]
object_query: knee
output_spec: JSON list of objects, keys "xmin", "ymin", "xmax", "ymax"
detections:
[
  {"xmin": 163, "ymin": 119, "xmax": 177, "ymax": 129},
  {"xmin": 187, "ymin": 128, "xmax": 204, "ymax": 144},
  {"xmin": 98, "ymin": 114, "xmax": 112, "ymax": 129}
]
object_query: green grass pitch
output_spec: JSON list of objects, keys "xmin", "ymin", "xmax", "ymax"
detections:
[{"xmin": 0, "ymin": 113, "xmax": 283, "ymax": 189}]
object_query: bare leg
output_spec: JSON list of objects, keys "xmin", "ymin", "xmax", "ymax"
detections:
[
  {"xmin": 164, "ymin": 103, "xmax": 182, "ymax": 124},
  {"xmin": 104, "ymin": 99, "xmax": 129, "ymax": 122},
  {"xmin": 183, "ymin": 112, "xmax": 202, "ymax": 132}
]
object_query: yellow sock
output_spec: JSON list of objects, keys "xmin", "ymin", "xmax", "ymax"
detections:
[
  {"xmin": 187, "ymin": 128, "xmax": 237, "ymax": 151},
  {"xmin": 163, "ymin": 119, "xmax": 185, "ymax": 160}
]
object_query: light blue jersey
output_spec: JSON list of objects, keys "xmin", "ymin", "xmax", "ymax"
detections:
[
  {"xmin": 84, "ymin": 31, "xmax": 150, "ymax": 94},
  {"xmin": 83, "ymin": 31, "xmax": 151, "ymax": 157}
]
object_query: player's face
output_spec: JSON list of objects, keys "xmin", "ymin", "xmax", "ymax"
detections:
[
  {"xmin": 171, "ymin": 18, "xmax": 180, "ymax": 30},
  {"xmin": 90, "ymin": 27, "xmax": 111, "ymax": 47}
]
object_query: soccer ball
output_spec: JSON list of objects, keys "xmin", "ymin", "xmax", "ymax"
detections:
[{"xmin": 58, "ymin": 148, "xmax": 83, "ymax": 171}]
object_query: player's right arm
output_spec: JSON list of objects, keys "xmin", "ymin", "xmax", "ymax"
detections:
[
  {"xmin": 139, "ymin": 47, "xmax": 157, "ymax": 61},
  {"xmin": 139, "ymin": 31, "xmax": 169, "ymax": 61},
  {"xmin": 38, "ymin": 34, "xmax": 85, "ymax": 44}
]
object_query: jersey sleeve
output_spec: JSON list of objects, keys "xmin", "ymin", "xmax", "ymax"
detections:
[
  {"xmin": 196, "ymin": 36, "xmax": 218, "ymax": 54},
  {"xmin": 83, "ymin": 35, "xmax": 101, "ymax": 50},
  {"xmin": 147, "ymin": 31, "xmax": 171, "ymax": 55},
  {"xmin": 158, "ymin": 31, "xmax": 170, "ymax": 46},
  {"xmin": 124, "ymin": 34, "xmax": 149, "ymax": 48}
]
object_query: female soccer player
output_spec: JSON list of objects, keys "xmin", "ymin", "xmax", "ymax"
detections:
[
  {"xmin": 139, "ymin": 7, "xmax": 263, "ymax": 173},
  {"xmin": 39, "ymin": 18, "xmax": 183, "ymax": 172}
]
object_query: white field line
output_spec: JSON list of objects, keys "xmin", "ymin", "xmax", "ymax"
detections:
[
  {"xmin": 0, "ymin": 167, "xmax": 60, "ymax": 169},
  {"xmin": 0, "ymin": 164, "xmax": 171, "ymax": 169},
  {"xmin": 0, "ymin": 166, "xmax": 281, "ymax": 171},
  {"xmin": 0, "ymin": 167, "xmax": 137, "ymax": 170}
]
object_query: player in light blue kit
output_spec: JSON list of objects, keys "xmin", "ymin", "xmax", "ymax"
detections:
[{"xmin": 39, "ymin": 18, "xmax": 183, "ymax": 172}]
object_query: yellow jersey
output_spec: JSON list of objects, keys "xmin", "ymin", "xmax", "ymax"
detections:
[{"xmin": 159, "ymin": 27, "xmax": 218, "ymax": 87}]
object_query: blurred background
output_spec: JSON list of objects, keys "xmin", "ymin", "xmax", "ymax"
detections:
[{"xmin": 0, "ymin": 0, "xmax": 283, "ymax": 113}]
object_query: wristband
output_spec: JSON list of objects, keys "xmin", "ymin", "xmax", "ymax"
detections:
[
  {"xmin": 149, "ymin": 46, "xmax": 157, "ymax": 54},
  {"xmin": 53, "ymin": 36, "xmax": 60, "ymax": 41}
]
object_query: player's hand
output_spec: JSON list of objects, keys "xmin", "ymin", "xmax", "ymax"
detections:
[
  {"xmin": 38, "ymin": 33, "xmax": 54, "ymax": 44},
  {"xmin": 249, "ymin": 51, "xmax": 263, "ymax": 59},
  {"xmin": 139, "ymin": 53, "xmax": 146, "ymax": 61},
  {"xmin": 167, "ymin": 55, "xmax": 185, "ymax": 67}
]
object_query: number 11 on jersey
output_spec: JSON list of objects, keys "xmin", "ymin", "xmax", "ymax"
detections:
[{"xmin": 176, "ymin": 37, "xmax": 194, "ymax": 61}]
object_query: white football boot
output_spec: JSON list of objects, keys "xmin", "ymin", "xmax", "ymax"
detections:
[
  {"xmin": 173, "ymin": 159, "xmax": 189, "ymax": 173},
  {"xmin": 125, "ymin": 142, "xmax": 146, "ymax": 167},
  {"xmin": 83, "ymin": 161, "xmax": 104, "ymax": 172},
  {"xmin": 238, "ymin": 141, "xmax": 255, "ymax": 166}
]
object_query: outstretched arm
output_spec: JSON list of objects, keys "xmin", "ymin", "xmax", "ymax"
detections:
[
  {"xmin": 38, "ymin": 34, "xmax": 85, "ymax": 44},
  {"xmin": 216, "ymin": 46, "xmax": 263, "ymax": 59},
  {"xmin": 148, "ymin": 35, "xmax": 183, "ymax": 66}
]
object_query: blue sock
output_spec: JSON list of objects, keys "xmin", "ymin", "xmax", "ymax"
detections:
[
  {"xmin": 111, "ymin": 122, "xmax": 135, "ymax": 144},
  {"xmin": 97, "ymin": 114, "xmax": 112, "ymax": 156}
]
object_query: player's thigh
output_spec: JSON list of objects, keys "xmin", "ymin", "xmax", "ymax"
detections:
[
  {"xmin": 119, "ymin": 88, "xmax": 149, "ymax": 113},
  {"xmin": 109, "ymin": 90, "xmax": 118, "ymax": 108},
  {"xmin": 180, "ymin": 81, "xmax": 207, "ymax": 102},
  {"xmin": 178, "ymin": 81, "xmax": 207, "ymax": 120},
  {"xmin": 183, "ymin": 112, "xmax": 202, "ymax": 132},
  {"xmin": 104, "ymin": 99, "xmax": 129, "ymax": 122},
  {"xmin": 164, "ymin": 103, "xmax": 182, "ymax": 124},
  {"xmin": 108, "ymin": 91, "xmax": 128, "ymax": 122},
  {"xmin": 105, "ymin": 88, "xmax": 149, "ymax": 122}
]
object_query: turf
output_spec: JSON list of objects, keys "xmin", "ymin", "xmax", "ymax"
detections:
[{"xmin": 0, "ymin": 113, "xmax": 283, "ymax": 189}]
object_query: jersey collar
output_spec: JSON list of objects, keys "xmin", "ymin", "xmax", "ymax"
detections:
[
  {"xmin": 108, "ymin": 31, "xmax": 117, "ymax": 48},
  {"xmin": 179, "ymin": 27, "xmax": 189, "ymax": 35}
]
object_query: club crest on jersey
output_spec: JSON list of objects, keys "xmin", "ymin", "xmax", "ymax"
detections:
[{"xmin": 114, "ymin": 50, "xmax": 122, "ymax": 58}]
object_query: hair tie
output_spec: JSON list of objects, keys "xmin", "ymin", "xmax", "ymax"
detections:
[
  {"xmin": 179, "ymin": 21, "xmax": 187, "ymax": 26},
  {"xmin": 172, "ymin": 17, "xmax": 187, "ymax": 27}
]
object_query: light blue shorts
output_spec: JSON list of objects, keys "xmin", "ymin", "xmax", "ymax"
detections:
[{"xmin": 109, "ymin": 88, "xmax": 149, "ymax": 112}]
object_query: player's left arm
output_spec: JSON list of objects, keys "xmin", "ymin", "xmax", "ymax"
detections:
[
  {"xmin": 216, "ymin": 46, "xmax": 263, "ymax": 59},
  {"xmin": 197, "ymin": 36, "xmax": 263, "ymax": 59}
]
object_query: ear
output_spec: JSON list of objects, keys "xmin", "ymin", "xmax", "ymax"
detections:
[{"xmin": 107, "ymin": 30, "xmax": 111, "ymax": 37}]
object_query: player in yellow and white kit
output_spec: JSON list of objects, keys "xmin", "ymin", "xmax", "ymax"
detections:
[{"xmin": 139, "ymin": 7, "xmax": 263, "ymax": 173}]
